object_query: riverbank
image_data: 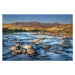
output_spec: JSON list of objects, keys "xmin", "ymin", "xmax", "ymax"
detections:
[{"xmin": 3, "ymin": 24, "xmax": 73, "ymax": 38}]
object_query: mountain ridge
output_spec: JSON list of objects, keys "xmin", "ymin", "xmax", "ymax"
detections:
[{"xmin": 10, "ymin": 22, "xmax": 62, "ymax": 27}]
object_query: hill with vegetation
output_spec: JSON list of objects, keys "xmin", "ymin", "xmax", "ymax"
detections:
[{"xmin": 2, "ymin": 22, "xmax": 73, "ymax": 36}]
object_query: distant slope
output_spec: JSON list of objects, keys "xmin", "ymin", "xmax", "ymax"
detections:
[
  {"xmin": 47, "ymin": 24, "xmax": 73, "ymax": 35},
  {"xmin": 10, "ymin": 22, "xmax": 62, "ymax": 27},
  {"xmin": 3, "ymin": 22, "xmax": 73, "ymax": 36}
]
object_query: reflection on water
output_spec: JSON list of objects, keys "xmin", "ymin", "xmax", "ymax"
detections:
[{"xmin": 2, "ymin": 32, "xmax": 73, "ymax": 61}]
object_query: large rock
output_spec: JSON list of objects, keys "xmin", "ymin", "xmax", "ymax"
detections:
[
  {"xmin": 15, "ymin": 50, "xmax": 22, "ymax": 55},
  {"xmin": 10, "ymin": 46, "xmax": 18, "ymax": 51},
  {"xmin": 12, "ymin": 51, "xmax": 17, "ymax": 55},
  {"xmin": 64, "ymin": 38, "xmax": 69, "ymax": 42},
  {"xmin": 16, "ymin": 44, "xmax": 21, "ymax": 49},
  {"xmin": 23, "ymin": 45, "xmax": 32, "ymax": 49},
  {"xmin": 27, "ymin": 48, "xmax": 36, "ymax": 55},
  {"xmin": 42, "ymin": 46, "xmax": 50, "ymax": 49},
  {"xmin": 62, "ymin": 42, "xmax": 69, "ymax": 48},
  {"xmin": 22, "ymin": 50, "xmax": 27, "ymax": 54},
  {"xmin": 40, "ymin": 36, "xmax": 45, "ymax": 40},
  {"xmin": 23, "ymin": 45, "xmax": 37, "ymax": 55}
]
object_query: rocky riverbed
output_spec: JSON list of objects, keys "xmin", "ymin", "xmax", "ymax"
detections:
[{"xmin": 2, "ymin": 32, "xmax": 73, "ymax": 61}]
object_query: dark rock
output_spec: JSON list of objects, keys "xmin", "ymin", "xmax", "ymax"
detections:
[{"xmin": 42, "ymin": 46, "xmax": 50, "ymax": 49}]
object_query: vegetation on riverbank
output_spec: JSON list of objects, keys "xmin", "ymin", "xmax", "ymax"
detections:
[{"xmin": 3, "ymin": 24, "xmax": 73, "ymax": 36}]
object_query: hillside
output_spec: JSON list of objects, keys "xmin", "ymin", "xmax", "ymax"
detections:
[
  {"xmin": 10, "ymin": 22, "xmax": 62, "ymax": 27},
  {"xmin": 47, "ymin": 24, "xmax": 73, "ymax": 35},
  {"xmin": 2, "ymin": 23, "xmax": 73, "ymax": 36}
]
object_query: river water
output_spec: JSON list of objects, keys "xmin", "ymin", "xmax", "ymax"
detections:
[{"xmin": 2, "ymin": 32, "xmax": 73, "ymax": 61}]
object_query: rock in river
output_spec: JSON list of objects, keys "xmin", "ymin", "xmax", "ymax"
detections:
[
  {"xmin": 62, "ymin": 42, "xmax": 70, "ymax": 48},
  {"xmin": 27, "ymin": 48, "xmax": 36, "ymax": 55},
  {"xmin": 23, "ymin": 45, "xmax": 37, "ymax": 55},
  {"xmin": 40, "ymin": 36, "xmax": 45, "ymax": 40},
  {"xmin": 23, "ymin": 45, "xmax": 32, "ymax": 49},
  {"xmin": 42, "ymin": 45, "xmax": 50, "ymax": 49},
  {"xmin": 32, "ymin": 39, "xmax": 42, "ymax": 45},
  {"xmin": 10, "ymin": 46, "xmax": 18, "ymax": 51}
]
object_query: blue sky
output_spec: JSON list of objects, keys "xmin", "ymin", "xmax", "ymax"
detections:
[{"xmin": 3, "ymin": 14, "xmax": 73, "ymax": 24}]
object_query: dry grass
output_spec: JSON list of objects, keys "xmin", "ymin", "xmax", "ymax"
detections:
[{"xmin": 2, "ymin": 24, "xmax": 73, "ymax": 35}]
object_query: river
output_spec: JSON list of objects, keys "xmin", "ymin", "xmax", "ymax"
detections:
[{"xmin": 2, "ymin": 32, "xmax": 73, "ymax": 61}]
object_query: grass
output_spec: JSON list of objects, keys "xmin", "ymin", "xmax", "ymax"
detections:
[{"xmin": 2, "ymin": 24, "xmax": 73, "ymax": 36}]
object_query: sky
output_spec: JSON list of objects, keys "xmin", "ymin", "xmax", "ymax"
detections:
[{"xmin": 3, "ymin": 14, "xmax": 73, "ymax": 24}]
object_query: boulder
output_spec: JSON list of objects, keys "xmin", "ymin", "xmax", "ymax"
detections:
[
  {"xmin": 42, "ymin": 46, "xmax": 50, "ymax": 49},
  {"xmin": 62, "ymin": 42, "xmax": 69, "ymax": 48},
  {"xmin": 22, "ymin": 50, "xmax": 27, "ymax": 54},
  {"xmin": 40, "ymin": 36, "xmax": 45, "ymax": 40},
  {"xmin": 27, "ymin": 48, "xmax": 37, "ymax": 55},
  {"xmin": 10, "ymin": 46, "xmax": 18, "ymax": 51},
  {"xmin": 64, "ymin": 38, "xmax": 69, "ymax": 42},
  {"xmin": 16, "ymin": 43, "xmax": 21, "ymax": 46},
  {"xmin": 12, "ymin": 51, "xmax": 17, "ymax": 55},
  {"xmin": 15, "ymin": 50, "xmax": 22, "ymax": 55},
  {"xmin": 23, "ymin": 45, "xmax": 32, "ymax": 49},
  {"xmin": 34, "ymin": 42, "xmax": 42, "ymax": 45}
]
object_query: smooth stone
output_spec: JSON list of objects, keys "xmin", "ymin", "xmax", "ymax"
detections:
[
  {"xmin": 23, "ymin": 45, "xmax": 32, "ymax": 49},
  {"xmin": 40, "ymin": 36, "xmax": 45, "ymax": 40},
  {"xmin": 27, "ymin": 48, "xmax": 37, "ymax": 55},
  {"xmin": 62, "ymin": 43, "xmax": 69, "ymax": 48},
  {"xmin": 10, "ymin": 46, "xmax": 18, "ymax": 51},
  {"xmin": 42, "ymin": 46, "xmax": 50, "ymax": 49}
]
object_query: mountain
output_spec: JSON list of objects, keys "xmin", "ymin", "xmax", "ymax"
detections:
[{"xmin": 10, "ymin": 22, "xmax": 62, "ymax": 28}]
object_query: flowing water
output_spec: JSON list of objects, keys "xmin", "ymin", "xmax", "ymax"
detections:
[{"xmin": 2, "ymin": 32, "xmax": 73, "ymax": 61}]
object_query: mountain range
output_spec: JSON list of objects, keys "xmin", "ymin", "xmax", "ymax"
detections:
[{"xmin": 10, "ymin": 22, "xmax": 62, "ymax": 28}]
